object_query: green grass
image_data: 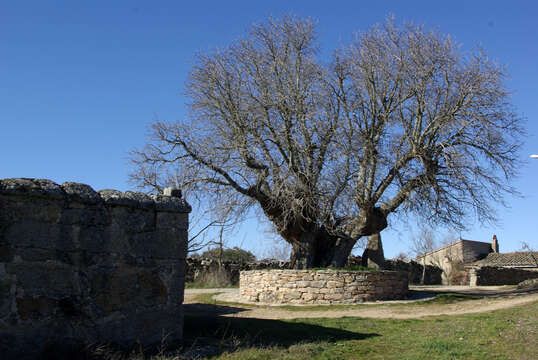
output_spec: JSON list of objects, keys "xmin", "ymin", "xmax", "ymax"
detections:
[{"xmin": 179, "ymin": 300, "xmax": 538, "ymax": 360}]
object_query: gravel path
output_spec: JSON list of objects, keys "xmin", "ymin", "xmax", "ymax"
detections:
[{"xmin": 184, "ymin": 286, "xmax": 538, "ymax": 320}]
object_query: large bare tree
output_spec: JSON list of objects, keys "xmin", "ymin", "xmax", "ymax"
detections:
[{"xmin": 131, "ymin": 16, "xmax": 524, "ymax": 268}]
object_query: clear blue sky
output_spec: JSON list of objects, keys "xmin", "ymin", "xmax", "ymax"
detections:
[{"xmin": 2, "ymin": 0, "xmax": 537, "ymax": 258}]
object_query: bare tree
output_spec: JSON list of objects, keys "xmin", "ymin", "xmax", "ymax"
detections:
[
  {"xmin": 394, "ymin": 252, "xmax": 409, "ymax": 261},
  {"xmin": 263, "ymin": 237, "xmax": 292, "ymax": 261},
  {"xmin": 410, "ymin": 226, "xmax": 437, "ymax": 284},
  {"xmin": 131, "ymin": 16, "xmax": 524, "ymax": 268}
]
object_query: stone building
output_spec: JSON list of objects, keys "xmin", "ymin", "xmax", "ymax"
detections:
[
  {"xmin": 467, "ymin": 251, "xmax": 538, "ymax": 286},
  {"xmin": 416, "ymin": 236, "xmax": 497, "ymax": 284}
]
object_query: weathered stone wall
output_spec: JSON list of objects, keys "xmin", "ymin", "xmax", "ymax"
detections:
[
  {"xmin": 187, "ymin": 256, "xmax": 442, "ymax": 286},
  {"xmin": 240, "ymin": 269, "xmax": 408, "ymax": 304},
  {"xmin": 469, "ymin": 266, "xmax": 538, "ymax": 286},
  {"xmin": 383, "ymin": 259, "xmax": 443, "ymax": 285},
  {"xmin": 0, "ymin": 178, "xmax": 190, "ymax": 359}
]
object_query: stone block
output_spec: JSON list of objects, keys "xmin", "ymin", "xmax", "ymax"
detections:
[{"xmin": 6, "ymin": 261, "xmax": 79, "ymax": 298}]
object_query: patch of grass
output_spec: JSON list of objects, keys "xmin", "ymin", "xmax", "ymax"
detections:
[{"xmin": 179, "ymin": 300, "xmax": 538, "ymax": 360}]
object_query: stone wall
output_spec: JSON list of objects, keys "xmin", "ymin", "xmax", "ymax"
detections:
[
  {"xmin": 186, "ymin": 258, "xmax": 290, "ymax": 284},
  {"xmin": 187, "ymin": 256, "xmax": 442, "ymax": 286},
  {"xmin": 0, "ymin": 178, "xmax": 190, "ymax": 359},
  {"xmin": 383, "ymin": 259, "xmax": 443, "ymax": 285},
  {"xmin": 469, "ymin": 266, "xmax": 538, "ymax": 286},
  {"xmin": 240, "ymin": 269, "xmax": 408, "ymax": 304}
]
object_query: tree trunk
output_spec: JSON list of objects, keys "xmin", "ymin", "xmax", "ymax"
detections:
[
  {"xmin": 282, "ymin": 207, "xmax": 389, "ymax": 269},
  {"xmin": 289, "ymin": 230, "xmax": 357, "ymax": 269}
]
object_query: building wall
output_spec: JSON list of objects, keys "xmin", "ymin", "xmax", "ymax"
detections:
[
  {"xmin": 417, "ymin": 240, "xmax": 492, "ymax": 284},
  {"xmin": 0, "ymin": 178, "xmax": 190, "ymax": 359},
  {"xmin": 461, "ymin": 241, "xmax": 493, "ymax": 263}
]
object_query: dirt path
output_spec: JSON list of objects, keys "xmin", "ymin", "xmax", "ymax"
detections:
[{"xmin": 184, "ymin": 287, "xmax": 538, "ymax": 320}]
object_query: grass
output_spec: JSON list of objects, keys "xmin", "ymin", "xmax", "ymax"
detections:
[{"xmin": 178, "ymin": 300, "xmax": 538, "ymax": 360}]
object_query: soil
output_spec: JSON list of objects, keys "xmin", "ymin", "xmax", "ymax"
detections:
[{"xmin": 183, "ymin": 286, "xmax": 538, "ymax": 320}]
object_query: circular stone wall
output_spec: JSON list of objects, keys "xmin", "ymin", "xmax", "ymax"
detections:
[{"xmin": 240, "ymin": 269, "xmax": 408, "ymax": 304}]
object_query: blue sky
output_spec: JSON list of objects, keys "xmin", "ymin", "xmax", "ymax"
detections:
[{"xmin": 2, "ymin": 0, "xmax": 537, "ymax": 258}]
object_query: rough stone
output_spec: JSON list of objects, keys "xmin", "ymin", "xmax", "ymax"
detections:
[
  {"xmin": 240, "ymin": 269, "xmax": 408, "ymax": 304},
  {"xmin": 0, "ymin": 178, "xmax": 190, "ymax": 359}
]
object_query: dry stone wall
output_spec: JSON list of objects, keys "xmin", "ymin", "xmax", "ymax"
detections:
[
  {"xmin": 0, "ymin": 178, "xmax": 190, "ymax": 359},
  {"xmin": 240, "ymin": 269, "xmax": 408, "ymax": 304},
  {"xmin": 469, "ymin": 266, "xmax": 538, "ymax": 286},
  {"xmin": 187, "ymin": 256, "xmax": 442, "ymax": 286}
]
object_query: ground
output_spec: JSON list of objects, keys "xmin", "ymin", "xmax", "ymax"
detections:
[
  {"xmin": 179, "ymin": 286, "xmax": 538, "ymax": 360},
  {"xmin": 183, "ymin": 285, "xmax": 538, "ymax": 320}
]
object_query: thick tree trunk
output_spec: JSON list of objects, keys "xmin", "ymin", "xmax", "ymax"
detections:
[
  {"xmin": 289, "ymin": 230, "xmax": 357, "ymax": 269},
  {"xmin": 285, "ymin": 207, "xmax": 389, "ymax": 269}
]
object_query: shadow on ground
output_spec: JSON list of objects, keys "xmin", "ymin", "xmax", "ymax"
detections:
[{"xmin": 182, "ymin": 303, "xmax": 379, "ymax": 358}]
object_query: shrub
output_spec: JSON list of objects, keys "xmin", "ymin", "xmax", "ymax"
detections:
[{"xmin": 189, "ymin": 267, "xmax": 234, "ymax": 288}]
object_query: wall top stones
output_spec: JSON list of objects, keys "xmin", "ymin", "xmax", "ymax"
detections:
[{"xmin": 0, "ymin": 178, "xmax": 191, "ymax": 213}]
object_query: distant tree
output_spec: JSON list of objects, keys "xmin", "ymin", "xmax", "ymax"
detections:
[
  {"xmin": 410, "ymin": 227, "xmax": 438, "ymax": 284},
  {"xmin": 394, "ymin": 252, "xmax": 410, "ymax": 261},
  {"xmin": 131, "ymin": 16, "xmax": 524, "ymax": 269},
  {"xmin": 201, "ymin": 246, "xmax": 256, "ymax": 263}
]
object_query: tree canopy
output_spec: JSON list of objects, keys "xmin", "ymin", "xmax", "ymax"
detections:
[
  {"xmin": 131, "ymin": 16, "xmax": 524, "ymax": 268},
  {"xmin": 195, "ymin": 246, "xmax": 257, "ymax": 263}
]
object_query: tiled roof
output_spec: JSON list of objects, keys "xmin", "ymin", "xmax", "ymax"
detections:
[{"xmin": 474, "ymin": 252, "xmax": 538, "ymax": 267}]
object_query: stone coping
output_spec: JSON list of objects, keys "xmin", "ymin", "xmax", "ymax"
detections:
[{"xmin": 0, "ymin": 178, "xmax": 191, "ymax": 212}]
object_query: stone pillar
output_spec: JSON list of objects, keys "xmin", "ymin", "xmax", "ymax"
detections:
[
  {"xmin": 492, "ymin": 234, "xmax": 499, "ymax": 253},
  {"xmin": 361, "ymin": 233, "xmax": 385, "ymax": 269},
  {"xmin": 469, "ymin": 268, "xmax": 478, "ymax": 286}
]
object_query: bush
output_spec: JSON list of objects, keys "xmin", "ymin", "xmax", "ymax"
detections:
[
  {"xmin": 188, "ymin": 267, "xmax": 234, "ymax": 288},
  {"xmin": 199, "ymin": 247, "xmax": 256, "ymax": 263}
]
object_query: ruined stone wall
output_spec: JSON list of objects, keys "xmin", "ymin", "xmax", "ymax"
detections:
[
  {"xmin": 240, "ymin": 269, "xmax": 408, "ymax": 304},
  {"xmin": 469, "ymin": 266, "xmax": 538, "ymax": 286},
  {"xmin": 0, "ymin": 178, "xmax": 190, "ymax": 359}
]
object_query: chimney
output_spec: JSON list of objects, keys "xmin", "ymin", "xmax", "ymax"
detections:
[{"xmin": 492, "ymin": 234, "xmax": 499, "ymax": 253}]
